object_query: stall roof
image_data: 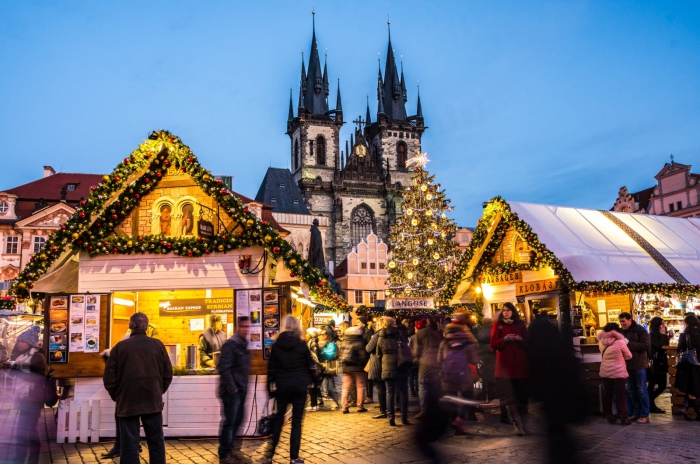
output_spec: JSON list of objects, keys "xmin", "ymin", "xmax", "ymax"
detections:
[{"xmin": 508, "ymin": 202, "xmax": 700, "ymax": 285}]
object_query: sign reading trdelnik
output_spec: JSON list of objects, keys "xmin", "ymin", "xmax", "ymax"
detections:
[{"xmin": 386, "ymin": 298, "xmax": 435, "ymax": 310}]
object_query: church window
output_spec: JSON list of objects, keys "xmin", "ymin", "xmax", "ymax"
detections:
[
  {"xmin": 33, "ymin": 236, "xmax": 46, "ymax": 253},
  {"xmin": 397, "ymin": 142, "xmax": 407, "ymax": 168},
  {"xmin": 316, "ymin": 135, "xmax": 326, "ymax": 165},
  {"xmin": 669, "ymin": 203, "xmax": 675, "ymax": 212},
  {"xmin": 677, "ymin": 201, "xmax": 683, "ymax": 210},
  {"xmin": 354, "ymin": 290, "xmax": 364, "ymax": 304},
  {"xmin": 271, "ymin": 197, "xmax": 277, "ymax": 203},
  {"xmin": 351, "ymin": 205, "xmax": 375, "ymax": 246},
  {"xmin": 5, "ymin": 236, "xmax": 18, "ymax": 254},
  {"xmin": 294, "ymin": 140, "xmax": 300, "ymax": 169}
]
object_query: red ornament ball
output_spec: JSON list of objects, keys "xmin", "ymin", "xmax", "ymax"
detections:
[
  {"xmin": 60, "ymin": 225, "xmax": 66, "ymax": 230},
  {"xmin": 144, "ymin": 177, "xmax": 150, "ymax": 183},
  {"xmin": 135, "ymin": 193, "xmax": 140, "ymax": 199},
  {"xmin": 187, "ymin": 250, "xmax": 193, "ymax": 257},
  {"xmin": 289, "ymin": 272, "xmax": 295, "ymax": 278},
  {"xmin": 80, "ymin": 200, "xmax": 86, "ymax": 206},
  {"xmin": 262, "ymin": 220, "xmax": 268, "ymax": 226},
  {"xmin": 273, "ymin": 246, "xmax": 281, "ymax": 254},
  {"xmin": 88, "ymin": 245, "xmax": 94, "ymax": 251},
  {"xmin": 111, "ymin": 214, "xmax": 118, "ymax": 220},
  {"xmin": 113, "ymin": 176, "xmax": 121, "ymax": 182},
  {"xmin": 243, "ymin": 208, "xmax": 249, "ymax": 214},
  {"xmin": 156, "ymin": 172, "xmax": 162, "ymax": 178},
  {"xmin": 79, "ymin": 212, "xmax": 86, "ymax": 218},
  {"xmin": 205, "ymin": 250, "xmax": 210, "ymax": 255}
]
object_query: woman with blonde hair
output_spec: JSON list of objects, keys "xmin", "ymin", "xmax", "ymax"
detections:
[{"xmin": 265, "ymin": 315, "xmax": 316, "ymax": 464}]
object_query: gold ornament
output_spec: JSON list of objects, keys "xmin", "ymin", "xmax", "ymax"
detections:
[
  {"xmin": 39, "ymin": 253, "xmax": 47, "ymax": 260},
  {"xmin": 264, "ymin": 235, "xmax": 272, "ymax": 243},
  {"xmin": 412, "ymin": 258, "xmax": 419, "ymax": 265},
  {"xmin": 289, "ymin": 258, "xmax": 297, "ymax": 266},
  {"xmin": 102, "ymin": 175, "xmax": 110, "ymax": 183},
  {"xmin": 202, "ymin": 174, "xmax": 210, "ymax": 181},
  {"xmin": 246, "ymin": 219, "xmax": 255, "ymax": 227},
  {"xmin": 431, "ymin": 223, "xmax": 438, "ymax": 230},
  {"xmin": 71, "ymin": 233, "xmax": 80, "ymax": 240},
  {"xmin": 421, "ymin": 185, "xmax": 428, "ymax": 192},
  {"xmin": 126, "ymin": 240, "xmax": 133, "ymax": 248},
  {"xmin": 441, "ymin": 231, "xmax": 447, "ymax": 238},
  {"xmin": 218, "ymin": 244, "xmax": 225, "ymax": 252},
  {"xmin": 406, "ymin": 208, "xmax": 413, "ymax": 216},
  {"xmin": 427, "ymin": 282, "xmax": 434, "ymax": 289},
  {"xmin": 388, "ymin": 261, "xmax": 396, "ymax": 269},
  {"xmin": 411, "ymin": 219, "xmax": 419, "ymax": 226},
  {"xmin": 18, "ymin": 283, "xmax": 27, "ymax": 290}
]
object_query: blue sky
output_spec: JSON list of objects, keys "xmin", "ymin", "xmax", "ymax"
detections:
[{"xmin": 1, "ymin": 1, "xmax": 699, "ymax": 226}]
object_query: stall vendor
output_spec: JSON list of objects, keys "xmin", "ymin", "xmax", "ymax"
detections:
[{"xmin": 198, "ymin": 314, "xmax": 227, "ymax": 368}]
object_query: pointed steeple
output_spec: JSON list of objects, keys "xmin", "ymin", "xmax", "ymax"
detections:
[
  {"xmin": 365, "ymin": 95, "xmax": 372, "ymax": 125},
  {"xmin": 377, "ymin": 59, "xmax": 385, "ymax": 116},
  {"xmin": 288, "ymin": 88, "xmax": 294, "ymax": 121},
  {"xmin": 323, "ymin": 52, "xmax": 330, "ymax": 112},
  {"xmin": 298, "ymin": 52, "xmax": 306, "ymax": 111},
  {"xmin": 381, "ymin": 20, "xmax": 407, "ymax": 120},
  {"xmin": 303, "ymin": 10, "xmax": 327, "ymax": 115},
  {"xmin": 336, "ymin": 79, "xmax": 343, "ymax": 112},
  {"xmin": 400, "ymin": 60, "xmax": 407, "ymax": 103},
  {"xmin": 416, "ymin": 86, "xmax": 423, "ymax": 119}
]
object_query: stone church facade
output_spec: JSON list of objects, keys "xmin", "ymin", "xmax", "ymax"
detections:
[{"xmin": 280, "ymin": 18, "xmax": 426, "ymax": 268}]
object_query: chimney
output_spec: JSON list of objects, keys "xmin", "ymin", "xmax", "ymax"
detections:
[{"xmin": 43, "ymin": 166, "xmax": 56, "ymax": 178}]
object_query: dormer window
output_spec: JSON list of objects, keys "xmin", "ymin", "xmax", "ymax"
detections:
[
  {"xmin": 66, "ymin": 184, "xmax": 77, "ymax": 191},
  {"xmin": 271, "ymin": 197, "xmax": 277, "ymax": 203},
  {"xmin": 294, "ymin": 200, "xmax": 299, "ymax": 205},
  {"xmin": 0, "ymin": 202, "xmax": 7, "ymax": 213},
  {"xmin": 279, "ymin": 183, "xmax": 285, "ymax": 188}
]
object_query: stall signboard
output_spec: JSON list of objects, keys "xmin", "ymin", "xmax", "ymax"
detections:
[
  {"xmin": 197, "ymin": 220, "xmax": 215, "ymax": 239},
  {"xmin": 386, "ymin": 298, "xmax": 435, "ymax": 310},
  {"xmin": 313, "ymin": 314, "xmax": 334, "ymax": 326},
  {"xmin": 262, "ymin": 289, "xmax": 280, "ymax": 360},
  {"xmin": 159, "ymin": 297, "xmax": 234, "ymax": 316},
  {"xmin": 516, "ymin": 278, "xmax": 561, "ymax": 296},
  {"xmin": 480, "ymin": 271, "xmax": 523, "ymax": 285},
  {"xmin": 48, "ymin": 295, "xmax": 69, "ymax": 363},
  {"xmin": 235, "ymin": 289, "xmax": 279, "ymax": 351}
]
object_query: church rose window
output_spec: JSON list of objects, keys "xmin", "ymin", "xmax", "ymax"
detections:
[
  {"xmin": 351, "ymin": 205, "xmax": 374, "ymax": 246},
  {"xmin": 397, "ymin": 142, "xmax": 407, "ymax": 168},
  {"xmin": 316, "ymin": 135, "xmax": 326, "ymax": 165}
]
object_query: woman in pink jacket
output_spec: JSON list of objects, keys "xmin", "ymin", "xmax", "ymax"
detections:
[{"xmin": 597, "ymin": 322, "xmax": 633, "ymax": 425}]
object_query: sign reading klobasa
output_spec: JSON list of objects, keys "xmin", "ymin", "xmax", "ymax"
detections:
[{"xmin": 386, "ymin": 298, "xmax": 435, "ymax": 310}]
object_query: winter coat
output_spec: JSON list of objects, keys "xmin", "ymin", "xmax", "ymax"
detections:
[
  {"xmin": 308, "ymin": 334, "xmax": 339, "ymax": 377},
  {"xmin": 597, "ymin": 330, "xmax": 632, "ymax": 379},
  {"xmin": 620, "ymin": 321, "xmax": 651, "ymax": 371},
  {"xmin": 103, "ymin": 331, "xmax": 173, "ymax": 418},
  {"xmin": 9, "ymin": 347, "xmax": 46, "ymax": 408},
  {"xmin": 477, "ymin": 321, "xmax": 496, "ymax": 384},
  {"xmin": 413, "ymin": 327, "xmax": 443, "ymax": 379},
  {"xmin": 490, "ymin": 320, "xmax": 528, "ymax": 379},
  {"xmin": 649, "ymin": 331, "xmax": 670, "ymax": 374},
  {"xmin": 198, "ymin": 327, "xmax": 227, "ymax": 367},
  {"xmin": 675, "ymin": 327, "xmax": 700, "ymax": 397},
  {"xmin": 438, "ymin": 328, "xmax": 479, "ymax": 391},
  {"xmin": 268, "ymin": 331, "xmax": 314, "ymax": 390},
  {"xmin": 218, "ymin": 334, "xmax": 250, "ymax": 397},
  {"xmin": 341, "ymin": 332, "xmax": 369, "ymax": 373},
  {"xmin": 377, "ymin": 327, "xmax": 399, "ymax": 380},
  {"xmin": 366, "ymin": 332, "xmax": 382, "ymax": 381}
]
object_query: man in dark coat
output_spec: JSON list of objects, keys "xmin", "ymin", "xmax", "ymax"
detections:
[
  {"xmin": 103, "ymin": 313, "xmax": 173, "ymax": 464},
  {"xmin": 413, "ymin": 320, "xmax": 443, "ymax": 418},
  {"xmin": 619, "ymin": 312, "xmax": 651, "ymax": 423},
  {"xmin": 217, "ymin": 317, "xmax": 251, "ymax": 463},
  {"xmin": 359, "ymin": 316, "xmax": 375, "ymax": 404}
]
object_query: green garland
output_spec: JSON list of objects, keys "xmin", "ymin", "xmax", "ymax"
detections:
[
  {"xmin": 11, "ymin": 130, "xmax": 349, "ymax": 312},
  {"xmin": 0, "ymin": 296, "xmax": 16, "ymax": 309},
  {"xmin": 446, "ymin": 197, "xmax": 700, "ymax": 299}
]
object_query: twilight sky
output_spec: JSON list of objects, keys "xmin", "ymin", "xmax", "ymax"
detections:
[{"xmin": 1, "ymin": 1, "xmax": 699, "ymax": 226}]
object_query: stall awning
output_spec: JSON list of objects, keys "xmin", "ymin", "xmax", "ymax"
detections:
[
  {"xmin": 508, "ymin": 202, "xmax": 700, "ymax": 285},
  {"xmin": 32, "ymin": 254, "xmax": 80, "ymax": 294}
]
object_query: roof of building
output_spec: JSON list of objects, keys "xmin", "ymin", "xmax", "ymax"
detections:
[
  {"xmin": 255, "ymin": 168, "xmax": 310, "ymax": 215},
  {"xmin": 631, "ymin": 186, "xmax": 654, "ymax": 212}
]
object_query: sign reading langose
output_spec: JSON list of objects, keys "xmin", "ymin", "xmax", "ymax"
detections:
[{"xmin": 386, "ymin": 298, "xmax": 435, "ymax": 310}]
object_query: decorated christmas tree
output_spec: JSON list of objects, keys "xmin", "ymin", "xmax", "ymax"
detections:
[{"xmin": 386, "ymin": 152, "xmax": 459, "ymax": 306}]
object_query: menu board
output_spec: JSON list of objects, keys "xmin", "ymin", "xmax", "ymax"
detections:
[
  {"xmin": 236, "ymin": 290, "xmax": 263, "ymax": 350},
  {"xmin": 262, "ymin": 290, "xmax": 280, "ymax": 360},
  {"xmin": 48, "ymin": 295, "xmax": 69, "ymax": 363},
  {"xmin": 61, "ymin": 294, "xmax": 102, "ymax": 354}
]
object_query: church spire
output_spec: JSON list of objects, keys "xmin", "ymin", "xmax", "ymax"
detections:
[
  {"xmin": 366, "ymin": 95, "xmax": 372, "ymax": 125},
  {"xmin": 377, "ymin": 58, "xmax": 385, "ymax": 116},
  {"xmin": 336, "ymin": 78, "xmax": 343, "ymax": 113},
  {"xmin": 381, "ymin": 19, "xmax": 407, "ymax": 120},
  {"xmin": 303, "ymin": 10, "xmax": 327, "ymax": 115},
  {"xmin": 416, "ymin": 86, "xmax": 423, "ymax": 119},
  {"xmin": 288, "ymin": 88, "xmax": 294, "ymax": 121},
  {"xmin": 298, "ymin": 52, "xmax": 306, "ymax": 111}
]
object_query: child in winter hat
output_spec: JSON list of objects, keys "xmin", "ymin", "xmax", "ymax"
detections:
[{"xmin": 17, "ymin": 325, "xmax": 41, "ymax": 348}]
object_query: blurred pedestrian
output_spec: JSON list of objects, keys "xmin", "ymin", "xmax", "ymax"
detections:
[
  {"xmin": 340, "ymin": 326, "xmax": 369, "ymax": 413},
  {"xmin": 438, "ymin": 323, "xmax": 479, "ymax": 433},
  {"xmin": 395, "ymin": 316, "xmax": 412, "ymax": 415},
  {"xmin": 618, "ymin": 312, "xmax": 651, "ymax": 423},
  {"xmin": 647, "ymin": 317, "xmax": 669, "ymax": 414},
  {"xmin": 675, "ymin": 314, "xmax": 700, "ymax": 420},
  {"xmin": 477, "ymin": 317, "xmax": 505, "ymax": 420},
  {"xmin": 413, "ymin": 319, "xmax": 442, "ymax": 418},
  {"xmin": 377, "ymin": 316, "xmax": 409, "ymax": 426},
  {"xmin": 3, "ymin": 325, "xmax": 46, "ymax": 464},
  {"xmin": 306, "ymin": 328, "xmax": 325, "ymax": 411},
  {"xmin": 490, "ymin": 303, "xmax": 528, "ymax": 435},
  {"xmin": 359, "ymin": 316, "xmax": 375, "ymax": 404},
  {"xmin": 264, "ymin": 315, "xmax": 315, "ymax": 464},
  {"xmin": 597, "ymin": 323, "xmax": 632, "ymax": 425},
  {"xmin": 367, "ymin": 319, "xmax": 387, "ymax": 419},
  {"xmin": 103, "ymin": 313, "xmax": 173, "ymax": 464},
  {"xmin": 217, "ymin": 317, "xmax": 251, "ymax": 463}
]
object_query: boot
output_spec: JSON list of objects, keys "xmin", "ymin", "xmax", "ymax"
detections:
[
  {"xmin": 499, "ymin": 405, "xmax": 510, "ymax": 424},
  {"xmin": 689, "ymin": 398, "xmax": 700, "ymax": 421},
  {"xmin": 507, "ymin": 405, "xmax": 525, "ymax": 436}
]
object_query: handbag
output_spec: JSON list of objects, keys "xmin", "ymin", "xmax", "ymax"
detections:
[
  {"xmin": 257, "ymin": 399, "xmax": 278, "ymax": 437},
  {"xmin": 677, "ymin": 334, "xmax": 700, "ymax": 368},
  {"xmin": 44, "ymin": 368, "xmax": 59, "ymax": 408}
]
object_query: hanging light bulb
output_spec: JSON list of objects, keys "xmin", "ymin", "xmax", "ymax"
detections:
[
  {"xmin": 433, "ymin": 253, "xmax": 440, "ymax": 260},
  {"xmin": 427, "ymin": 282, "xmax": 434, "ymax": 289},
  {"xmin": 421, "ymin": 185, "xmax": 428, "ymax": 192},
  {"xmin": 412, "ymin": 258, "xmax": 419, "ymax": 265},
  {"xmin": 385, "ymin": 290, "xmax": 391, "ymax": 296},
  {"xmin": 412, "ymin": 219, "xmax": 419, "ymax": 226},
  {"xmin": 425, "ymin": 210, "xmax": 433, "ymax": 216},
  {"xmin": 442, "ymin": 213, "xmax": 446, "ymax": 219},
  {"xmin": 426, "ymin": 194, "xmax": 433, "ymax": 200},
  {"xmin": 441, "ymin": 231, "xmax": 447, "ymax": 238},
  {"xmin": 389, "ymin": 261, "xmax": 396, "ymax": 269},
  {"xmin": 406, "ymin": 208, "xmax": 413, "ymax": 216},
  {"xmin": 407, "ymin": 272, "xmax": 414, "ymax": 279},
  {"xmin": 427, "ymin": 238, "xmax": 434, "ymax": 245},
  {"xmin": 431, "ymin": 223, "xmax": 438, "ymax": 230}
]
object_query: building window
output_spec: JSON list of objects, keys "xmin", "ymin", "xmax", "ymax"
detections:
[
  {"xmin": 294, "ymin": 200, "xmax": 299, "ymax": 204},
  {"xmin": 397, "ymin": 142, "xmax": 407, "ymax": 168},
  {"xmin": 351, "ymin": 205, "xmax": 375, "ymax": 246},
  {"xmin": 2, "ymin": 279, "xmax": 11, "ymax": 291},
  {"xmin": 316, "ymin": 135, "xmax": 326, "ymax": 165},
  {"xmin": 669, "ymin": 203, "xmax": 675, "ymax": 212},
  {"xmin": 677, "ymin": 201, "xmax": 682, "ymax": 210},
  {"xmin": 370, "ymin": 262, "xmax": 376, "ymax": 270},
  {"xmin": 66, "ymin": 184, "xmax": 77, "ymax": 191},
  {"xmin": 0, "ymin": 202, "xmax": 8, "ymax": 213},
  {"xmin": 294, "ymin": 139, "xmax": 300, "ymax": 169},
  {"xmin": 361, "ymin": 262, "xmax": 367, "ymax": 269},
  {"xmin": 5, "ymin": 236, "xmax": 18, "ymax": 254},
  {"xmin": 379, "ymin": 263, "xmax": 386, "ymax": 269},
  {"xmin": 369, "ymin": 291, "xmax": 377, "ymax": 304},
  {"xmin": 354, "ymin": 290, "xmax": 363, "ymax": 305},
  {"xmin": 279, "ymin": 183, "xmax": 285, "ymax": 188},
  {"xmin": 271, "ymin": 197, "xmax": 277, "ymax": 203},
  {"xmin": 33, "ymin": 237, "xmax": 46, "ymax": 253}
]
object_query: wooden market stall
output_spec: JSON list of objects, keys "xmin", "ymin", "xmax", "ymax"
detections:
[
  {"xmin": 10, "ymin": 131, "xmax": 348, "ymax": 441},
  {"xmin": 450, "ymin": 198, "xmax": 700, "ymax": 414}
]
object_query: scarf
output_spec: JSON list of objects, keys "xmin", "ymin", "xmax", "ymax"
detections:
[{"xmin": 502, "ymin": 318, "xmax": 514, "ymax": 325}]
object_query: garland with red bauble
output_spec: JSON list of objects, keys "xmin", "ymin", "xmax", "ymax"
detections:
[
  {"xmin": 11, "ymin": 130, "xmax": 349, "ymax": 312},
  {"xmin": 446, "ymin": 197, "xmax": 700, "ymax": 299}
]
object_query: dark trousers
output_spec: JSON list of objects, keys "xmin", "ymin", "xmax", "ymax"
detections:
[
  {"xmin": 409, "ymin": 366, "xmax": 418, "ymax": 395},
  {"xmin": 308, "ymin": 386, "xmax": 323, "ymax": 407},
  {"xmin": 415, "ymin": 382, "xmax": 449, "ymax": 461},
  {"xmin": 266, "ymin": 385, "xmax": 306, "ymax": 460},
  {"xmin": 602, "ymin": 377, "xmax": 628, "ymax": 419},
  {"xmin": 386, "ymin": 378, "xmax": 408, "ymax": 421},
  {"xmin": 12, "ymin": 406, "xmax": 41, "ymax": 464},
  {"xmin": 119, "ymin": 412, "xmax": 165, "ymax": 464},
  {"xmin": 647, "ymin": 372, "xmax": 667, "ymax": 408},
  {"xmin": 219, "ymin": 391, "xmax": 245, "ymax": 458},
  {"xmin": 375, "ymin": 380, "xmax": 387, "ymax": 413},
  {"xmin": 366, "ymin": 373, "xmax": 374, "ymax": 399}
]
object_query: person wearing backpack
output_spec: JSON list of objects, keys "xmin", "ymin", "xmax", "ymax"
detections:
[
  {"xmin": 316, "ymin": 331, "xmax": 341, "ymax": 410},
  {"xmin": 340, "ymin": 326, "xmax": 369, "ymax": 413},
  {"xmin": 377, "ymin": 316, "xmax": 409, "ymax": 426},
  {"xmin": 438, "ymin": 323, "xmax": 479, "ymax": 434},
  {"xmin": 647, "ymin": 317, "xmax": 669, "ymax": 414},
  {"xmin": 597, "ymin": 323, "xmax": 633, "ymax": 425},
  {"xmin": 490, "ymin": 302, "xmax": 528, "ymax": 436}
]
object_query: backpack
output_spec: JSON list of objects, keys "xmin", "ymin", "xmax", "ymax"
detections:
[
  {"xmin": 340, "ymin": 341, "xmax": 359, "ymax": 365},
  {"xmin": 397, "ymin": 339, "xmax": 412, "ymax": 367},
  {"xmin": 320, "ymin": 341, "xmax": 338, "ymax": 361},
  {"xmin": 441, "ymin": 343, "xmax": 469, "ymax": 384}
]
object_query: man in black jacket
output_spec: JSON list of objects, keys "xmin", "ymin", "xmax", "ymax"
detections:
[
  {"xmin": 217, "ymin": 317, "xmax": 251, "ymax": 464},
  {"xmin": 619, "ymin": 312, "xmax": 651, "ymax": 423},
  {"xmin": 103, "ymin": 312, "xmax": 173, "ymax": 464}
]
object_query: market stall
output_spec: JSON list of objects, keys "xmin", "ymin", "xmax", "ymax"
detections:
[
  {"xmin": 10, "ymin": 131, "xmax": 348, "ymax": 441},
  {"xmin": 449, "ymin": 198, "xmax": 700, "ymax": 413}
]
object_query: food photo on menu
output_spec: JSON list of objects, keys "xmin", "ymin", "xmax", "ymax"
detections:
[
  {"xmin": 50, "ymin": 297, "xmax": 67, "ymax": 310},
  {"xmin": 264, "ymin": 305, "xmax": 278, "ymax": 315},
  {"xmin": 264, "ymin": 316, "xmax": 279, "ymax": 328},
  {"xmin": 263, "ymin": 291, "xmax": 278, "ymax": 303},
  {"xmin": 71, "ymin": 295, "xmax": 84, "ymax": 304},
  {"xmin": 249, "ymin": 293, "xmax": 260, "ymax": 302}
]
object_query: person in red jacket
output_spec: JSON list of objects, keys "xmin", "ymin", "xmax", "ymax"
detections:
[{"xmin": 490, "ymin": 302, "xmax": 528, "ymax": 436}]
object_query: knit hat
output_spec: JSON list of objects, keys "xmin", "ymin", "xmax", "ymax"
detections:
[
  {"xmin": 415, "ymin": 318, "xmax": 428, "ymax": 330},
  {"xmin": 17, "ymin": 325, "xmax": 41, "ymax": 347},
  {"xmin": 444, "ymin": 323, "xmax": 466, "ymax": 335}
]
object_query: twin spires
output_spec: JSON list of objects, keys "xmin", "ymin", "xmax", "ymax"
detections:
[{"xmin": 379, "ymin": 21, "xmax": 408, "ymax": 120}]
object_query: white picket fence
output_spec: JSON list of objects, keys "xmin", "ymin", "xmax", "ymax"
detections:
[{"xmin": 56, "ymin": 398, "xmax": 102, "ymax": 443}]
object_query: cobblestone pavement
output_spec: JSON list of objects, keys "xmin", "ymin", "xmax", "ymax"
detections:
[{"xmin": 2, "ymin": 392, "xmax": 699, "ymax": 463}]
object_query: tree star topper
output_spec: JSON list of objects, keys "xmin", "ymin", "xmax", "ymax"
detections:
[{"xmin": 406, "ymin": 152, "xmax": 430, "ymax": 169}]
